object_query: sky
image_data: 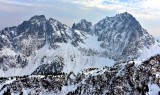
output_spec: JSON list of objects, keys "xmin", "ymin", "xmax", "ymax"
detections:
[{"xmin": 0, "ymin": 0, "xmax": 160, "ymax": 36}]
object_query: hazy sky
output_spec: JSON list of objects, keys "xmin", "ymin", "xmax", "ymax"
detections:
[{"xmin": 0, "ymin": 0, "xmax": 160, "ymax": 36}]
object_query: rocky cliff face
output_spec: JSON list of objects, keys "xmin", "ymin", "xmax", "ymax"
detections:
[{"xmin": 95, "ymin": 12, "xmax": 155, "ymax": 59}]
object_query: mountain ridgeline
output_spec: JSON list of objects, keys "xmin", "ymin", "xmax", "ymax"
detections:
[{"xmin": 0, "ymin": 12, "xmax": 158, "ymax": 76}]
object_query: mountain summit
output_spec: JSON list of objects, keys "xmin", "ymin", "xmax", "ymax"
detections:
[
  {"xmin": 93, "ymin": 12, "xmax": 155, "ymax": 60},
  {"xmin": 72, "ymin": 19, "xmax": 93, "ymax": 34}
]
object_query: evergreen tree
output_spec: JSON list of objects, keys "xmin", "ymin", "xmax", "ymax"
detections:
[
  {"xmin": 3, "ymin": 88, "xmax": 11, "ymax": 95},
  {"xmin": 19, "ymin": 92, "xmax": 23, "ymax": 95},
  {"xmin": 72, "ymin": 23, "xmax": 76, "ymax": 29}
]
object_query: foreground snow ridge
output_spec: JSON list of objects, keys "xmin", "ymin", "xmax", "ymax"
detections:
[{"xmin": 0, "ymin": 54, "xmax": 160, "ymax": 95}]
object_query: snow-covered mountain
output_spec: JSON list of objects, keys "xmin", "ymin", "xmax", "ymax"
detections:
[
  {"xmin": 0, "ymin": 12, "xmax": 159, "ymax": 77},
  {"xmin": 0, "ymin": 12, "xmax": 160, "ymax": 95},
  {"xmin": 94, "ymin": 12, "xmax": 156, "ymax": 60},
  {"xmin": 0, "ymin": 15, "xmax": 112, "ymax": 77}
]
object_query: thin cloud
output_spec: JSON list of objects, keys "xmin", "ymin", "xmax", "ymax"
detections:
[
  {"xmin": 61, "ymin": 0, "xmax": 160, "ymax": 19},
  {"xmin": 0, "ymin": 0, "xmax": 35, "ymax": 7},
  {"xmin": 0, "ymin": 0, "xmax": 52, "ymax": 7}
]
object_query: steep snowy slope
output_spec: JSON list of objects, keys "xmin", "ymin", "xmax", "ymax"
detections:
[{"xmin": 0, "ymin": 41, "xmax": 115, "ymax": 77}]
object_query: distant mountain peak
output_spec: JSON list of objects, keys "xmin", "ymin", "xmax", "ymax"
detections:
[
  {"xmin": 118, "ymin": 12, "xmax": 132, "ymax": 16},
  {"xmin": 29, "ymin": 15, "xmax": 46, "ymax": 21},
  {"xmin": 72, "ymin": 19, "xmax": 92, "ymax": 33},
  {"xmin": 79, "ymin": 19, "xmax": 90, "ymax": 24}
]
